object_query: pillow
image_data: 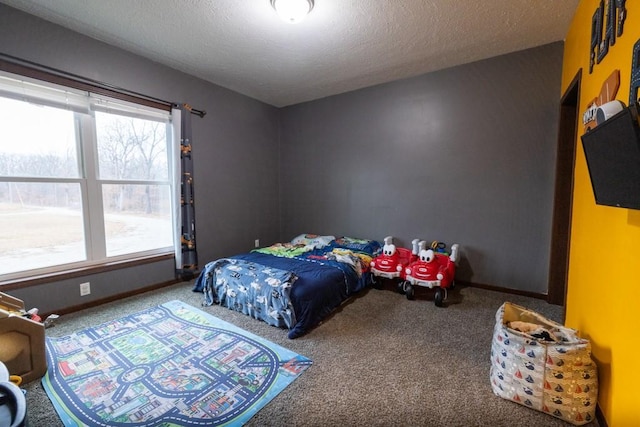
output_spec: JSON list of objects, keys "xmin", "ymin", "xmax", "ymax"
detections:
[
  {"xmin": 331, "ymin": 236, "xmax": 381, "ymax": 256},
  {"xmin": 290, "ymin": 234, "xmax": 335, "ymax": 249}
]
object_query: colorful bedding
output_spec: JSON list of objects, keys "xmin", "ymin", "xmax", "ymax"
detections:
[
  {"xmin": 193, "ymin": 236, "xmax": 381, "ymax": 338},
  {"xmin": 253, "ymin": 242, "xmax": 311, "ymax": 258},
  {"xmin": 196, "ymin": 258, "xmax": 298, "ymax": 329}
]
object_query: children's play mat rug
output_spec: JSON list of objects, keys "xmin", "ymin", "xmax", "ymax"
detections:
[{"xmin": 42, "ymin": 300, "xmax": 312, "ymax": 426}]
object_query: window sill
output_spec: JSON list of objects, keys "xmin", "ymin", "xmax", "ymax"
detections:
[{"xmin": 0, "ymin": 253, "xmax": 174, "ymax": 291}]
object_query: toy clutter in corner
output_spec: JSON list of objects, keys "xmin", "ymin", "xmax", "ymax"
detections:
[
  {"xmin": 490, "ymin": 302, "xmax": 598, "ymax": 425},
  {"xmin": 0, "ymin": 292, "xmax": 58, "ymax": 385},
  {"xmin": 369, "ymin": 236, "xmax": 459, "ymax": 307}
]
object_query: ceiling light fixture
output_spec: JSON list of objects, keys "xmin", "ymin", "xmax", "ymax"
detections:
[{"xmin": 270, "ymin": 0, "xmax": 314, "ymax": 24}]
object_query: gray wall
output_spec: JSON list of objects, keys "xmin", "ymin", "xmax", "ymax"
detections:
[
  {"xmin": 0, "ymin": 4, "xmax": 281, "ymax": 312},
  {"xmin": 279, "ymin": 43, "xmax": 562, "ymax": 294},
  {"xmin": 0, "ymin": 3, "xmax": 563, "ymax": 308}
]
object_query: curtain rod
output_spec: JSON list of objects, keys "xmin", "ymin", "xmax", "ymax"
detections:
[{"xmin": 0, "ymin": 52, "xmax": 206, "ymax": 118}]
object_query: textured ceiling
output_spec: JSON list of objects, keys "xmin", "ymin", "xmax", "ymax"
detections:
[{"xmin": 0, "ymin": 0, "xmax": 579, "ymax": 107}]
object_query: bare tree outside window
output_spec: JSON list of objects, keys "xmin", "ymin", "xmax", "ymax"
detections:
[{"xmin": 95, "ymin": 112, "xmax": 172, "ymax": 257}]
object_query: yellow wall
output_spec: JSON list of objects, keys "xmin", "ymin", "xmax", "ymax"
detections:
[{"xmin": 563, "ymin": 2, "xmax": 640, "ymax": 426}]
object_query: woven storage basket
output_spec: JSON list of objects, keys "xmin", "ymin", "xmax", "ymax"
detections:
[{"xmin": 490, "ymin": 302, "xmax": 598, "ymax": 425}]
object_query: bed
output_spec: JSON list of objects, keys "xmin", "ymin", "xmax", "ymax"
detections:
[{"xmin": 192, "ymin": 235, "xmax": 381, "ymax": 338}]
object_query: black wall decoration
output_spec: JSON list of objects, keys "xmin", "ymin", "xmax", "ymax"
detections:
[
  {"xmin": 590, "ymin": 0, "xmax": 627, "ymax": 73},
  {"xmin": 630, "ymin": 39, "xmax": 640, "ymax": 105}
]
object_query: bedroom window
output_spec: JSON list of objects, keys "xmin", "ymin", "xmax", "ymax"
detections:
[{"xmin": 0, "ymin": 72, "xmax": 174, "ymax": 280}]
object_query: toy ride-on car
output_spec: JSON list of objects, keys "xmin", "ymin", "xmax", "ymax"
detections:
[
  {"xmin": 402, "ymin": 241, "xmax": 459, "ymax": 307},
  {"xmin": 370, "ymin": 236, "xmax": 417, "ymax": 289}
]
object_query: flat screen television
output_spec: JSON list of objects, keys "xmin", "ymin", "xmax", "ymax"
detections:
[{"xmin": 581, "ymin": 104, "xmax": 640, "ymax": 210}]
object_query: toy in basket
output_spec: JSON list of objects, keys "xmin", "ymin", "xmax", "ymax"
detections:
[
  {"xmin": 369, "ymin": 236, "xmax": 417, "ymax": 288},
  {"xmin": 401, "ymin": 241, "xmax": 459, "ymax": 306}
]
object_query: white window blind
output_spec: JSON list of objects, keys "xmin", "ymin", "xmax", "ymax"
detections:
[
  {"xmin": 90, "ymin": 95, "xmax": 171, "ymax": 123},
  {"xmin": 0, "ymin": 71, "xmax": 89, "ymax": 113}
]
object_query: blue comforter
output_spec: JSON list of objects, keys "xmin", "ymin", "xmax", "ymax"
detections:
[
  {"xmin": 193, "ymin": 257, "xmax": 298, "ymax": 330},
  {"xmin": 193, "ymin": 240, "xmax": 379, "ymax": 338}
]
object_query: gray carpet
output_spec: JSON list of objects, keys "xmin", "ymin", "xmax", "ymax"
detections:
[{"xmin": 24, "ymin": 282, "xmax": 599, "ymax": 426}]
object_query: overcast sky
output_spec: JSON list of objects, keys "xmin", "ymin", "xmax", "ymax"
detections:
[{"xmin": 0, "ymin": 97, "xmax": 76, "ymax": 155}]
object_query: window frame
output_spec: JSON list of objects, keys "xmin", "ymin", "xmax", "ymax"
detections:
[{"xmin": 0, "ymin": 60, "xmax": 176, "ymax": 285}]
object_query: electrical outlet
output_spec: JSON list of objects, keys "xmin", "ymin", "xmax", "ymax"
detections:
[
  {"xmin": 254, "ymin": 239, "xmax": 260, "ymax": 248},
  {"xmin": 80, "ymin": 282, "xmax": 91, "ymax": 296}
]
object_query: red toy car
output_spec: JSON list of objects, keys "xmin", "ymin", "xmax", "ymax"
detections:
[
  {"xmin": 402, "ymin": 242, "xmax": 459, "ymax": 307},
  {"xmin": 370, "ymin": 236, "xmax": 417, "ymax": 286}
]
